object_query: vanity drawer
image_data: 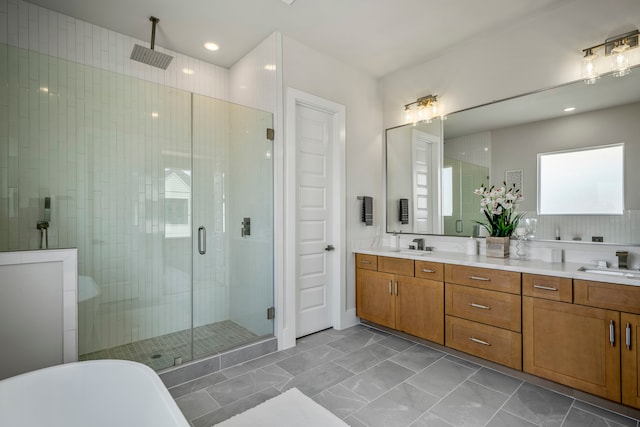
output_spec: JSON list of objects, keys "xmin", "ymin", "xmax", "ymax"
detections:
[
  {"xmin": 415, "ymin": 261, "xmax": 444, "ymax": 281},
  {"xmin": 445, "ymin": 265, "xmax": 521, "ymax": 294},
  {"xmin": 445, "ymin": 284, "xmax": 521, "ymax": 332},
  {"xmin": 574, "ymin": 280, "xmax": 640, "ymax": 315},
  {"xmin": 523, "ymin": 274, "xmax": 572, "ymax": 302},
  {"xmin": 356, "ymin": 254, "xmax": 378, "ymax": 271},
  {"xmin": 445, "ymin": 316, "xmax": 522, "ymax": 370},
  {"xmin": 378, "ymin": 256, "xmax": 414, "ymax": 276}
]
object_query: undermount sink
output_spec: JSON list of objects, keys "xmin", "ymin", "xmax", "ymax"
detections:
[
  {"xmin": 397, "ymin": 250, "xmax": 432, "ymax": 256},
  {"xmin": 578, "ymin": 266, "xmax": 640, "ymax": 279}
]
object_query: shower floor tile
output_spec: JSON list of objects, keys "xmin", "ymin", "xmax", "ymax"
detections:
[{"xmin": 79, "ymin": 320, "xmax": 258, "ymax": 370}]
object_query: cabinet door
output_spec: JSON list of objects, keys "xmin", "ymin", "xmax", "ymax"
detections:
[
  {"xmin": 396, "ymin": 276, "xmax": 444, "ymax": 344},
  {"xmin": 523, "ymin": 297, "xmax": 621, "ymax": 401},
  {"xmin": 622, "ymin": 313, "xmax": 640, "ymax": 409},
  {"xmin": 356, "ymin": 269, "xmax": 395, "ymax": 328}
]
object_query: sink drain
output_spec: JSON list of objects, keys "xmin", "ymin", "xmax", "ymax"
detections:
[{"xmin": 151, "ymin": 353, "xmax": 162, "ymax": 359}]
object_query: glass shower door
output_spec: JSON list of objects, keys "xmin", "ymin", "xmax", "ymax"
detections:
[{"xmin": 191, "ymin": 95, "xmax": 274, "ymax": 359}]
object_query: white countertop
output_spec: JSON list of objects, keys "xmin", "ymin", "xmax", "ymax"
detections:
[{"xmin": 354, "ymin": 247, "xmax": 640, "ymax": 287}]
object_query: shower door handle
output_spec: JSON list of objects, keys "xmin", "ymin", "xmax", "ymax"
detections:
[{"xmin": 198, "ymin": 226, "xmax": 206, "ymax": 255}]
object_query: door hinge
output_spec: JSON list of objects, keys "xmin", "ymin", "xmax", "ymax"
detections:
[
  {"xmin": 266, "ymin": 128, "xmax": 275, "ymax": 141},
  {"xmin": 267, "ymin": 306, "xmax": 275, "ymax": 320}
]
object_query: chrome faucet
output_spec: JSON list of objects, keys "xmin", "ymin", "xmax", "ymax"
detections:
[
  {"xmin": 412, "ymin": 238, "xmax": 425, "ymax": 251},
  {"xmin": 616, "ymin": 251, "xmax": 629, "ymax": 269}
]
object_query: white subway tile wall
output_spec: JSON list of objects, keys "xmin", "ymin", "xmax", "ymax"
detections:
[{"xmin": 0, "ymin": 0, "xmax": 278, "ymax": 364}]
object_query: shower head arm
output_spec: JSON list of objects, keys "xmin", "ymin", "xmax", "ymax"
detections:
[{"xmin": 149, "ymin": 16, "xmax": 159, "ymax": 50}]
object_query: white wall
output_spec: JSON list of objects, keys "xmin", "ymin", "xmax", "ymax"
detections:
[
  {"xmin": 380, "ymin": 0, "xmax": 640, "ymax": 129},
  {"xmin": 281, "ymin": 35, "xmax": 383, "ymax": 328}
]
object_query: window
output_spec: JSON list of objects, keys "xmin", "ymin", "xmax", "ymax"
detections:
[{"xmin": 537, "ymin": 143, "xmax": 624, "ymax": 215}]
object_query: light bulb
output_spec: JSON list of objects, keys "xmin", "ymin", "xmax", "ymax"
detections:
[
  {"xmin": 404, "ymin": 107, "xmax": 414, "ymax": 123},
  {"xmin": 581, "ymin": 50, "xmax": 599, "ymax": 84},
  {"xmin": 611, "ymin": 41, "xmax": 631, "ymax": 77}
]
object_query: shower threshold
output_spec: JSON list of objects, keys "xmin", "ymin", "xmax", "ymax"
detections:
[{"xmin": 79, "ymin": 320, "xmax": 258, "ymax": 371}]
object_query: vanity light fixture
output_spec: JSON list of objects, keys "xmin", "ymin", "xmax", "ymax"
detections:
[
  {"xmin": 581, "ymin": 29, "xmax": 638, "ymax": 83},
  {"xmin": 403, "ymin": 94, "xmax": 439, "ymax": 124}
]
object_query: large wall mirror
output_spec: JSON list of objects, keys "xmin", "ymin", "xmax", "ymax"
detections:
[{"xmin": 386, "ymin": 67, "xmax": 640, "ymax": 244}]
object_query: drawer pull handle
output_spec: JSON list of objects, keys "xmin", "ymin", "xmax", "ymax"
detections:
[
  {"xmin": 610, "ymin": 320, "xmax": 615, "ymax": 347},
  {"xmin": 469, "ymin": 276, "xmax": 490, "ymax": 281},
  {"xmin": 388, "ymin": 280, "xmax": 392, "ymax": 295},
  {"xmin": 469, "ymin": 303, "xmax": 491, "ymax": 310},
  {"xmin": 360, "ymin": 260, "xmax": 371, "ymax": 264},
  {"xmin": 395, "ymin": 280, "xmax": 398, "ymax": 296},
  {"xmin": 469, "ymin": 337, "xmax": 491, "ymax": 346},
  {"xmin": 422, "ymin": 268, "xmax": 435, "ymax": 273},
  {"xmin": 627, "ymin": 323, "xmax": 632, "ymax": 350},
  {"xmin": 533, "ymin": 285, "xmax": 558, "ymax": 291}
]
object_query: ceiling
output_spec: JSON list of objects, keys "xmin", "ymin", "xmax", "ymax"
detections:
[{"xmin": 27, "ymin": 0, "xmax": 566, "ymax": 78}]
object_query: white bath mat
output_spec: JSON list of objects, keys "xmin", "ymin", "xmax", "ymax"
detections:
[{"xmin": 215, "ymin": 387, "xmax": 349, "ymax": 427}]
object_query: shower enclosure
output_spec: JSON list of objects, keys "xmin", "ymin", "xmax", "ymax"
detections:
[{"xmin": 0, "ymin": 44, "xmax": 274, "ymax": 371}]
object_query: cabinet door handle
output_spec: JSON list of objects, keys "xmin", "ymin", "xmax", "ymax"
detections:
[
  {"xmin": 422, "ymin": 268, "xmax": 435, "ymax": 273},
  {"xmin": 627, "ymin": 323, "xmax": 632, "ymax": 350},
  {"xmin": 533, "ymin": 285, "xmax": 558, "ymax": 291},
  {"xmin": 360, "ymin": 260, "xmax": 371, "ymax": 264},
  {"xmin": 388, "ymin": 280, "xmax": 392, "ymax": 295},
  {"xmin": 469, "ymin": 337, "xmax": 491, "ymax": 346},
  {"xmin": 469, "ymin": 303, "xmax": 491, "ymax": 310},
  {"xmin": 468, "ymin": 276, "xmax": 490, "ymax": 281},
  {"xmin": 610, "ymin": 320, "xmax": 615, "ymax": 347}
]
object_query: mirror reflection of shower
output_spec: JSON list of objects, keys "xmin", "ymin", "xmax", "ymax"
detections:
[{"xmin": 37, "ymin": 197, "xmax": 51, "ymax": 249}]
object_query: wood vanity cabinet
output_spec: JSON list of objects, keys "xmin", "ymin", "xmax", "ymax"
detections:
[
  {"xmin": 444, "ymin": 265, "xmax": 522, "ymax": 369},
  {"xmin": 355, "ymin": 254, "xmax": 444, "ymax": 344},
  {"xmin": 523, "ymin": 276, "xmax": 640, "ymax": 406}
]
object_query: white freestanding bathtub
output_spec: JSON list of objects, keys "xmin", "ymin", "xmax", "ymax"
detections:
[{"xmin": 0, "ymin": 360, "xmax": 189, "ymax": 427}]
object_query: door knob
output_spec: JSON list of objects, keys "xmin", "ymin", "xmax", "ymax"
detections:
[{"xmin": 325, "ymin": 244, "xmax": 335, "ymax": 251}]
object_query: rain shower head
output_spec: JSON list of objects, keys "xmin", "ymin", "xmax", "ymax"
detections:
[{"xmin": 130, "ymin": 16, "xmax": 173, "ymax": 70}]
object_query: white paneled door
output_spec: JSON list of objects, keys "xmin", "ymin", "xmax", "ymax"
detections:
[{"xmin": 296, "ymin": 104, "xmax": 334, "ymax": 337}]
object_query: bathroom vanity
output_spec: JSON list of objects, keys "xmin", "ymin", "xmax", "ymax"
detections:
[{"xmin": 354, "ymin": 248, "xmax": 640, "ymax": 409}]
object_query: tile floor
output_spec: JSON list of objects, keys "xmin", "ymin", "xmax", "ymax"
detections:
[
  {"xmin": 80, "ymin": 320, "xmax": 257, "ymax": 370},
  {"xmin": 169, "ymin": 325, "xmax": 640, "ymax": 427}
]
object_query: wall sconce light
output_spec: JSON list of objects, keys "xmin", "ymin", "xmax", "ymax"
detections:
[
  {"xmin": 581, "ymin": 29, "xmax": 638, "ymax": 83},
  {"xmin": 403, "ymin": 94, "xmax": 440, "ymax": 124}
]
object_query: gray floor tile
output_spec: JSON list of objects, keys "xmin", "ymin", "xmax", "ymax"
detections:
[
  {"xmin": 282, "ymin": 361, "xmax": 354, "ymax": 397},
  {"xmin": 175, "ymin": 389, "xmax": 219, "ymax": 421},
  {"xmin": 276, "ymin": 344, "xmax": 345, "ymax": 375},
  {"xmin": 333, "ymin": 343, "xmax": 398, "ymax": 374},
  {"xmin": 220, "ymin": 350, "xmax": 291, "ymax": 379},
  {"xmin": 573, "ymin": 400, "xmax": 639, "ymax": 427},
  {"xmin": 313, "ymin": 384, "xmax": 369, "ymax": 419},
  {"xmin": 430, "ymin": 380, "xmax": 508, "ymax": 427},
  {"xmin": 468, "ymin": 367, "xmax": 523, "ymax": 395},
  {"xmin": 344, "ymin": 415, "xmax": 369, "ymax": 427},
  {"xmin": 563, "ymin": 406, "xmax": 624, "ymax": 427},
  {"xmin": 342, "ymin": 360, "xmax": 415, "ymax": 401},
  {"xmin": 351, "ymin": 383, "xmax": 439, "ymax": 427},
  {"xmin": 407, "ymin": 357, "xmax": 476, "ymax": 398},
  {"xmin": 410, "ymin": 412, "xmax": 454, "ymax": 427},
  {"xmin": 376, "ymin": 335, "xmax": 416, "ymax": 352},
  {"xmin": 486, "ymin": 410, "xmax": 538, "ymax": 427},
  {"xmin": 169, "ymin": 371, "xmax": 227, "ymax": 399},
  {"xmin": 444, "ymin": 354, "xmax": 482, "ymax": 370},
  {"xmin": 389, "ymin": 344, "xmax": 445, "ymax": 372},
  {"xmin": 191, "ymin": 387, "xmax": 280, "ymax": 427},
  {"xmin": 206, "ymin": 367, "xmax": 291, "ymax": 406},
  {"xmin": 327, "ymin": 330, "xmax": 386, "ymax": 353},
  {"xmin": 503, "ymin": 382, "xmax": 573, "ymax": 427}
]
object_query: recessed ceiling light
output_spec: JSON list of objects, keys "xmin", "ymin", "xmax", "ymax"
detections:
[
  {"xmin": 563, "ymin": 107, "xmax": 576, "ymax": 112},
  {"xmin": 263, "ymin": 64, "xmax": 276, "ymax": 71},
  {"xmin": 204, "ymin": 42, "xmax": 219, "ymax": 52},
  {"xmin": 182, "ymin": 68, "xmax": 194, "ymax": 75}
]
